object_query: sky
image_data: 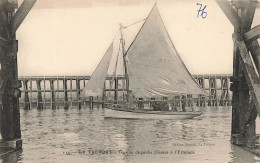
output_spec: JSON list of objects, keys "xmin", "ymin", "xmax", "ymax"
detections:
[{"xmin": 16, "ymin": 0, "xmax": 259, "ymax": 76}]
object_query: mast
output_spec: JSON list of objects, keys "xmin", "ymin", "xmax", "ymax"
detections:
[{"xmin": 120, "ymin": 23, "xmax": 130, "ymax": 96}]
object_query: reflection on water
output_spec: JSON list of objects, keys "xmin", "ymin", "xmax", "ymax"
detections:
[{"xmin": 1, "ymin": 107, "xmax": 260, "ymax": 162}]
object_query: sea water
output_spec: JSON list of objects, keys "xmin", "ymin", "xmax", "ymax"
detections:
[{"xmin": 1, "ymin": 106, "xmax": 260, "ymax": 163}]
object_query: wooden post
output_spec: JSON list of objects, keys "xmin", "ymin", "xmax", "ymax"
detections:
[
  {"xmin": 50, "ymin": 79, "xmax": 55, "ymax": 109},
  {"xmin": 0, "ymin": 0, "xmax": 36, "ymax": 145},
  {"xmin": 97, "ymin": 96, "xmax": 100, "ymax": 109},
  {"xmin": 83, "ymin": 76, "xmax": 86, "ymax": 107},
  {"xmin": 23, "ymin": 80, "xmax": 30, "ymax": 109},
  {"xmin": 114, "ymin": 77, "xmax": 118, "ymax": 103},
  {"xmin": 70, "ymin": 77, "xmax": 73, "ymax": 108},
  {"xmin": 56, "ymin": 76, "xmax": 59, "ymax": 109},
  {"xmin": 226, "ymin": 75, "xmax": 230, "ymax": 106},
  {"xmin": 89, "ymin": 96, "xmax": 93, "ymax": 109},
  {"xmin": 108, "ymin": 79, "xmax": 112, "ymax": 102},
  {"xmin": 43, "ymin": 77, "xmax": 46, "ymax": 109},
  {"xmin": 76, "ymin": 77, "xmax": 81, "ymax": 109},
  {"xmin": 220, "ymin": 76, "xmax": 224, "ymax": 106},
  {"xmin": 63, "ymin": 78, "xmax": 68, "ymax": 109},
  {"xmin": 83, "ymin": 76, "xmax": 86, "ymax": 87},
  {"xmin": 181, "ymin": 95, "xmax": 186, "ymax": 112},
  {"xmin": 36, "ymin": 79, "xmax": 43, "ymax": 109},
  {"xmin": 29, "ymin": 77, "xmax": 33, "ymax": 108},
  {"xmin": 214, "ymin": 75, "xmax": 218, "ymax": 106},
  {"xmin": 231, "ymin": 50, "xmax": 241, "ymax": 135},
  {"xmin": 102, "ymin": 82, "xmax": 106, "ymax": 108},
  {"xmin": 203, "ymin": 76, "xmax": 206, "ymax": 106},
  {"xmin": 196, "ymin": 76, "xmax": 202, "ymax": 107},
  {"xmin": 208, "ymin": 77, "xmax": 212, "ymax": 106}
]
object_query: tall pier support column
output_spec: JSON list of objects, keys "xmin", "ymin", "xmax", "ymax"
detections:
[
  {"xmin": 0, "ymin": 0, "xmax": 36, "ymax": 149},
  {"xmin": 216, "ymin": 0, "xmax": 260, "ymax": 149}
]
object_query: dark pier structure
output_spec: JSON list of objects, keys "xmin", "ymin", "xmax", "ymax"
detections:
[
  {"xmin": 0, "ymin": 0, "xmax": 36, "ymax": 151},
  {"xmin": 216, "ymin": 0, "xmax": 260, "ymax": 153},
  {"xmin": 18, "ymin": 74, "xmax": 232, "ymax": 109}
]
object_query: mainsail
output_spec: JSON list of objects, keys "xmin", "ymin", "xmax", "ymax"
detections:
[
  {"xmin": 125, "ymin": 4, "xmax": 206, "ymax": 98},
  {"xmin": 80, "ymin": 43, "xmax": 113, "ymax": 99}
]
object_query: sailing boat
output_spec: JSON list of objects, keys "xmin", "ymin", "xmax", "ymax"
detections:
[{"xmin": 81, "ymin": 4, "xmax": 206, "ymax": 120}]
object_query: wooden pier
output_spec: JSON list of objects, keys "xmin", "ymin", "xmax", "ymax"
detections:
[
  {"xmin": 18, "ymin": 74, "xmax": 232, "ymax": 109},
  {"xmin": 216, "ymin": 0, "xmax": 260, "ymax": 151}
]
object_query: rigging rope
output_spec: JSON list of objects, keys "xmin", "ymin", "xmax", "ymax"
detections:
[{"xmin": 123, "ymin": 18, "xmax": 146, "ymax": 29}]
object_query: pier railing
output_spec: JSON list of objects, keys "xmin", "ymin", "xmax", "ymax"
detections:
[{"xmin": 18, "ymin": 74, "xmax": 232, "ymax": 109}]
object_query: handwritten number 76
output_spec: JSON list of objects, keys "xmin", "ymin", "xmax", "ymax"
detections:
[{"xmin": 197, "ymin": 3, "xmax": 207, "ymax": 18}]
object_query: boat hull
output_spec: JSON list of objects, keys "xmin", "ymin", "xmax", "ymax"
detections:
[{"xmin": 104, "ymin": 108, "xmax": 202, "ymax": 120}]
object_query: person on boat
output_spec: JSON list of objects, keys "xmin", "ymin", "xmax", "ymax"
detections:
[
  {"xmin": 160, "ymin": 101, "xmax": 168, "ymax": 111},
  {"xmin": 137, "ymin": 98, "xmax": 144, "ymax": 109},
  {"xmin": 150, "ymin": 99, "xmax": 155, "ymax": 109},
  {"xmin": 191, "ymin": 100, "xmax": 197, "ymax": 112},
  {"xmin": 168, "ymin": 102, "xmax": 172, "ymax": 111},
  {"xmin": 127, "ymin": 90, "xmax": 135, "ymax": 109},
  {"xmin": 169, "ymin": 102, "xmax": 177, "ymax": 112},
  {"xmin": 153, "ymin": 101, "xmax": 160, "ymax": 111},
  {"xmin": 181, "ymin": 95, "xmax": 186, "ymax": 112},
  {"xmin": 172, "ymin": 103, "xmax": 178, "ymax": 112}
]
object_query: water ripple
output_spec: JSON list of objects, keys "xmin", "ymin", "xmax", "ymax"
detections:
[{"xmin": 1, "ymin": 106, "xmax": 260, "ymax": 162}]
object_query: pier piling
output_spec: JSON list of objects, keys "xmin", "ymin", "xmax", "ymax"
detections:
[
  {"xmin": 216, "ymin": 0, "xmax": 260, "ymax": 150},
  {"xmin": 0, "ymin": 0, "xmax": 36, "ymax": 149},
  {"xmin": 36, "ymin": 79, "xmax": 43, "ymax": 109},
  {"xmin": 70, "ymin": 77, "xmax": 73, "ymax": 108},
  {"xmin": 23, "ymin": 80, "xmax": 30, "ymax": 110},
  {"xmin": 89, "ymin": 96, "xmax": 93, "ymax": 109},
  {"xmin": 43, "ymin": 77, "xmax": 46, "ymax": 109},
  {"xmin": 63, "ymin": 78, "xmax": 68, "ymax": 109},
  {"xmin": 29, "ymin": 78, "xmax": 33, "ymax": 108},
  {"xmin": 50, "ymin": 79, "xmax": 55, "ymax": 109},
  {"xmin": 56, "ymin": 77, "xmax": 60, "ymax": 109},
  {"xmin": 76, "ymin": 77, "xmax": 81, "ymax": 109}
]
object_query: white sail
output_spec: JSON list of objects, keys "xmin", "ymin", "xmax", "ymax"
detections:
[
  {"xmin": 80, "ymin": 43, "xmax": 113, "ymax": 99},
  {"xmin": 125, "ymin": 4, "xmax": 206, "ymax": 98}
]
